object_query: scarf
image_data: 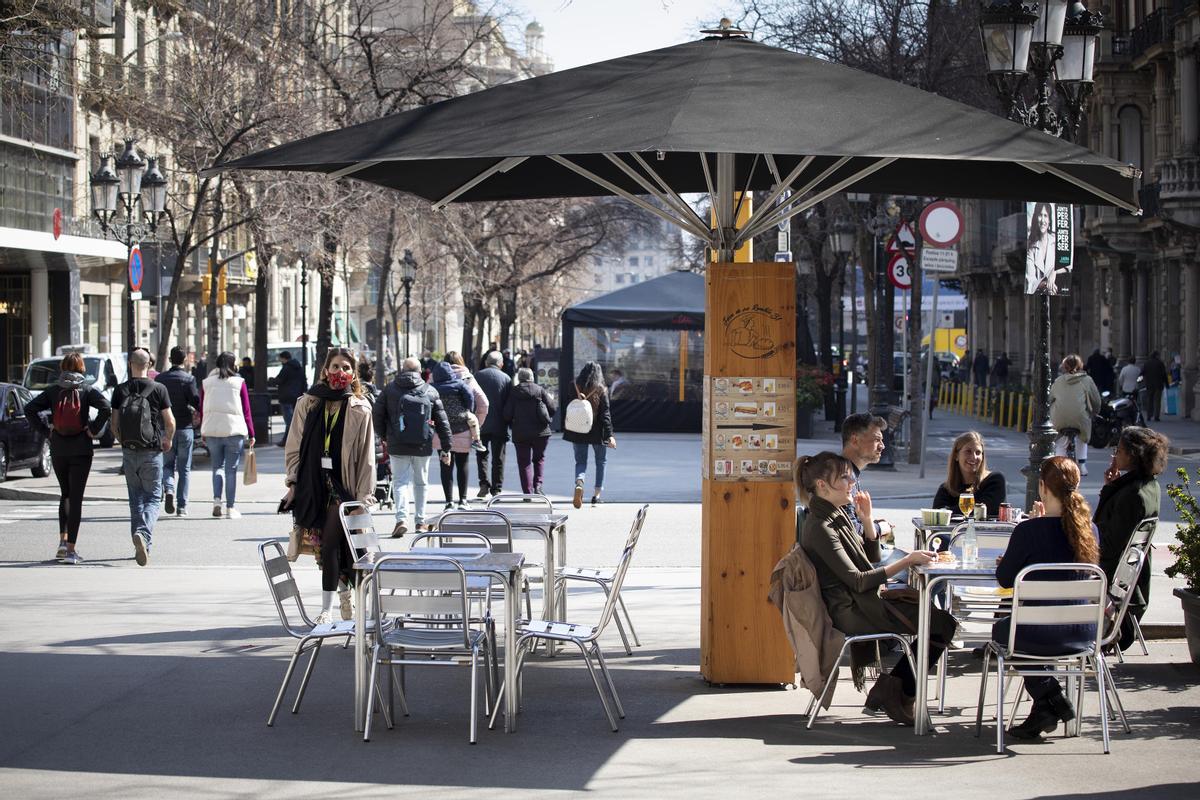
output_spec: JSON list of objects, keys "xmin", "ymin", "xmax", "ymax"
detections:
[{"xmin": 292, "ymin": 383, "xmax": 352, "ymax": 530}]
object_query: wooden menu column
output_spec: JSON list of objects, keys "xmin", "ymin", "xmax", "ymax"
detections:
[{"xmin": 700, "ymin": 262, "xmax": 796, "ymax": 684}]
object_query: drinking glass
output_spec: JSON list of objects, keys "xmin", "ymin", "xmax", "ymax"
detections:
[{"xmin": 959, "ymin": 489, "xmax": 975, "ymax": 519}]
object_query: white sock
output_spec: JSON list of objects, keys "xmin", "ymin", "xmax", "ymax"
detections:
[{"xmin": 321, "ymin": 590, "xmax": 336, "ymax": 614}]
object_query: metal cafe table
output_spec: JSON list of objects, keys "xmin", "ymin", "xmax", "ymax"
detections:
[
  {"xmin": 351, "ymin": 549, "xmax": 526, "ymax": 733},
  {"xmin": 910, "ymin": 554, "xmax": 1004, "ymax": 736},
  {"xmin": 910, "ymin": 516, "xmax": 960, "ymax": 551}
]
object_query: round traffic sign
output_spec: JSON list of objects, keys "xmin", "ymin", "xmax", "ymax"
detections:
[
  {"xmin": 919, "ymin": 200, "xmax": 963, "ymax": 247},
  {"xmin": 954, "ymin": 334, "xmax": 967, "ymax": 349},
  {"xmin": 887, "ymin": 252, "xmax": 912, "ymax": 290},
  {"xmin": 128, "ymin": 244, "xmax": 144, "ymax": 292}
]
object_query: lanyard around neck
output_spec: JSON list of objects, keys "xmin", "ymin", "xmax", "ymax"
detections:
[{"xmin": 323, "ymin": 403, "xmax": 341, "ymax": 456}]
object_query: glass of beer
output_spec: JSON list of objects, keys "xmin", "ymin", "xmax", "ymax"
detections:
[{"xmin": 959, "ymin": 488, "xmax": 975, "ymax": 519}]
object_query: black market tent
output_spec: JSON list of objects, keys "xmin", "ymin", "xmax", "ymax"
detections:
[
  {"xmin": 207, "ymin": 36, "xmax": 1139, "ymax": 260},
  {"xmin": 562, "ymin": 270, "xmax": 705, "ymax": 433}
]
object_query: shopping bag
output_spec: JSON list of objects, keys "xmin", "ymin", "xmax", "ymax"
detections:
[{"xmin": 244, "ymin": 447, "xmax": 258, "ymax": 485}]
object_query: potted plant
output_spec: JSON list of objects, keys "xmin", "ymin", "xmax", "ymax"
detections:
[
  {"xmin": 1166, "ymin": 466, "xmax": 1200, "ymax": 665},
  {"xmin": 795, "ymin": 365, "xmax": 833, "ymax": 439}
]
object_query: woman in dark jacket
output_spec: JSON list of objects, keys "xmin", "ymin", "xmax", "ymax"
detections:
[
  {"xmin": 563, "ymin": 361, "xmax": 615, "ymax": 508},
  {"xmin": 932, "ymin": 431, "xmax": 1007, "ymax": 518},
  {"xmin": 504, "ymin": 367, "xmax": 557, "ymax": 494},
  {"xmin": 24, "ymin": 351, "xmax": 111, "ymax": 564},
  {"xmin": 992, "ymin": 457, "xmax": 1101, "ymax": 739},
  {"xmin": 799, "ymin": 451, "xmax": 950, "ymax": 727},
  {"xmin": 1094, "ymin": 426, "xmax": 1167, "ymax": 648}
]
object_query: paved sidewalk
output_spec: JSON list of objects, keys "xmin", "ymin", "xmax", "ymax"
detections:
[{"xmin": 1, "ymin": 564, "xmax": 1197, "ymax": 799}]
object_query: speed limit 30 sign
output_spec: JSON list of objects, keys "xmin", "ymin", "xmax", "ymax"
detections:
[{"xmin": 887, "ymin": 252, "xmax": 912, "ymax": 290}]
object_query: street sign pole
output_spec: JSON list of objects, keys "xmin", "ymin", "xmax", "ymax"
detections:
[{"xmin": 919, "ymin": 276, "xmax": 941, "ymax": 478}]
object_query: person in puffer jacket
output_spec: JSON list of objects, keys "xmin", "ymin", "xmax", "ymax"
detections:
[
  {"xmin": 1049, "ymin": 353, "xmax": 1102, "ymax": 476},
  {"xmin": 503, "ymin": 367, "xmax": 557, "ymax": 494},
  {"xmin": 199, "ymin": 351, "xmax": 255, "ymax": 518},
  {"xmin": 430, "ymin": 353, "xmax": 488, "ymax": 509}
]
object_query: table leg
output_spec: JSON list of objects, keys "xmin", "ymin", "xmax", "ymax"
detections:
[
  {"xmin": 542, "ymin": 527, "xmax": 555, "ymax": 622},
  {"xmin": 914, "ymin": 575, "xmax": 935, "ymax": 735},
  {"xmin": 504, "ymin": 567, "xmax": 520, "ymax": 733},
  {"xmin": 557, "ymin": 523, "xmax": 568, "ymax": 619},
  {"xmin": 354, "ymin": 575, "xmax": 366, "ymax": 732}
]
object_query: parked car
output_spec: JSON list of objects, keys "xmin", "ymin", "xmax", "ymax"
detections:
[
  {"xmin": 22, "ymin": 347, "xmax": 126, "ymax": 447},
  {"xmin": 0, "ymin": 382, "xmax": 50, "ymax": 482}
]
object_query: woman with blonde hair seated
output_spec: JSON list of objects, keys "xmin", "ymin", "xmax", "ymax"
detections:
[
  {"xmin": 933, "ymin": 431, "xmax": 1007, "ymax": 518},
  {"xmin": 799, "ymin": 451, "xmax": 953, "ymax": 726}
]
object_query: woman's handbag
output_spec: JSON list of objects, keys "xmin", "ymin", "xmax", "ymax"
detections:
[
  {"xmin": 243, "ymin": 447, "xmax": 258, "ymax": 485},
  {"xmin": 286, "ymin": 524, "xmax": 320, "ymax": 562}
]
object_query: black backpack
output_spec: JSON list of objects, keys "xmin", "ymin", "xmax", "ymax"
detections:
[
  {"xmin": 118, "ymin": 383, "xmax": 158, "ymax": 448},
  {"xmin": 393, "ymin": 387, "xmax": 434, "ymax": 445},
  {"xmin": 440, "ymin": 390, "xmax": 470, "ymax": 435}
]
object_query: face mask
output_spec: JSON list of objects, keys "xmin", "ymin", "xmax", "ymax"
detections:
[{"xmin": 327, "ymin": 371, "xmax": 352, "ymax": 390}]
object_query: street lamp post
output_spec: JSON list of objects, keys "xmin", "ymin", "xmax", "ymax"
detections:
[
  {"xmin": 90, "ymin": 139, "xmax": 168, "ymax": 359},
  {"xmin": 400, "ymin": 249, "xmax": 417, "ymax": 358},
  {"xmin": 829, "ymin": 218, "xmax": 856, "ymax": 431},
  {"xmin": 866, "ymin": 205, "xmax": 898, "ymax": 469},
  {"xmin": 978, "ymin": 0, "xmax": 1102, "ymax": 508}
]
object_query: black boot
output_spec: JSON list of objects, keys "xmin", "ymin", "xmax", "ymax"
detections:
[
  {"xmin": 1046, "ymin": 689, "xmax": 1076, "ymax": 723},
  {"xmin": 1008, "ymin": 697, "xmax": 1060, "ymax": 740}
]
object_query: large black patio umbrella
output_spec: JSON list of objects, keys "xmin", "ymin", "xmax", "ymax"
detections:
[{"xmin": 207, "ymin": 29, "xmax": 1138, "ymax": 258}]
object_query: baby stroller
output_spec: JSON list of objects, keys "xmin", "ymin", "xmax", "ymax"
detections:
[{"xmin": 374, "ymin": 436, "xmax": 394, "ymax": 510}]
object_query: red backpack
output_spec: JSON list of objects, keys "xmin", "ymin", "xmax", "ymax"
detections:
[{"xmin": 52, "ymin": 388, "xmax": 85, "ymax": 436}]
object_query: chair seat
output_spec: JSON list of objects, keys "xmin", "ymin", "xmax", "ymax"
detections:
[
  {"xmin": 381, "ymin": 626, "xmax": 488, "ymax": 650},
  {"xmin": 560, "ymin": 567, "xmax": 613, "ymax": 583},
  {"xmin": 518, "ymin": 619, "xmax": 597, "ymax": 640},
  {"xmin": 310, "ymin": 619, "xmax": 391, "ymax": 637}
]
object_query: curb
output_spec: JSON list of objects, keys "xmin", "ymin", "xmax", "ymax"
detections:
[
  {"xmin": 1169, "ymin": 445, "xmax": 1200, "ymax": 456},
  {"xmin": 1141, "ymin": 623, "xmax": 1186, "ymax": 640},
  {"xmin": 0, "ymin": 484, "xmax": 123, "ymax": 503}
]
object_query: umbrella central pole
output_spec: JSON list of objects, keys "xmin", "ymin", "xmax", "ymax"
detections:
[{"xmin": 713, "ymin": 153, "xmax": 737, "ymax": 261}]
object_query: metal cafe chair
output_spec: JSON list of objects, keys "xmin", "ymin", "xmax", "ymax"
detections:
[
  {"xmin": 487, "ymin": 493, "xmax": 555, "ymax": 514},
  {"xmin": 258, "ymin": 540, "xmax": 388, "ymax": 727},
  {"xmin": 1113, "ymin": 517, "xmax": 1158, "ymax": 658},
  {"xmin": 554, "ymin": 503, "xmax": 649, "ymax": 655},
  {"xmin": 364, "ymin": 554, "xmax": 496, "ymax": 744},
  {"xmin": 974, "ymin": 563, "xmax": 1110, "ymax": 754},
  {"xmin": 437, "ymin": 510, "xmax": 533, "ymax": 620},
  {"xmin": 803, "ymin": 631, "xmax": 919, "ymax": 729},
  {"xmin": 488, "ymin": 506, "xmax": 647, "ymax": 732}
]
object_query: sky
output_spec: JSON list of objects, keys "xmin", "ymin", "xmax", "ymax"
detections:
[{"xmin": 512, "ymin": 0, "xmax": 729, "ymax": 70}]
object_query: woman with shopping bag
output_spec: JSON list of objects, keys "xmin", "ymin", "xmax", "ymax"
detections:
[{"xmin": 198, "ymin": 352, "xmax": 255, "ymax": 519}]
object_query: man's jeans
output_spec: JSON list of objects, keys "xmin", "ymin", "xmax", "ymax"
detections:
[
  {"xmin": 280, "ymin": 401, "xmax": 296, "ymax": 442},
  {"xmin": 391, "ymin": 454, "xmax": 431, "ymax": 525},
  {"xmin": 123, "ymin": 448, "xmax": 163, "ymax": 547},
  {"xmin": 163, "ymin": 428, "xmax": 194, "ymax": 509}
]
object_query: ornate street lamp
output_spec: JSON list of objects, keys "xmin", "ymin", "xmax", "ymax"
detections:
[
  {"xmin": 90, "ymin": 138, "xmax": 168, "ymax": 358},
  {"xmin": 297, "ymin": 238, "xmax": 313, "ymax": 375},
  {"xmin": 978, "ymin": 1, "xmax": 1103, "ymax": 508},
  {"xmin": 400, "ymin": 248, "xmax": 418, "ymax": 358},
  {"xmin": 829, "ymin": 218, "xmax": 856, "ymax": 431}
]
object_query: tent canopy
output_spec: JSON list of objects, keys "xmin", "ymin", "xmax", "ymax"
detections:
[
  {"xmin": 563, "ymin": 270, "xmax": 704, "ymax": 329},
  {"xmin": 207, "ymin": 36, "xmax": 1139, "ymax": 243}
]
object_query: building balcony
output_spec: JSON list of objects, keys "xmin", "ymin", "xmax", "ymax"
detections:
[
  {"xmin": 1129, "ymin": 9, "xmax": 1174, "ymax": 61},
  {"xmin": 1160, "ymin": 156, "xmax": 1200, "ymax": 200}
]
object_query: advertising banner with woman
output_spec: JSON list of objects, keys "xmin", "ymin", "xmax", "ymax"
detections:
[{"xmin": 1025, "ymin": 202, "xmax": 1074, "ymax": 295}]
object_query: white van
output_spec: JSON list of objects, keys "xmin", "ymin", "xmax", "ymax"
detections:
[
  {"xmin": 22, "ymin": 346, "xmax": 128, "ymax": 446},
  {"xmin": 265, "ymin": 342, "xmax": 316, "ymax": 409}
]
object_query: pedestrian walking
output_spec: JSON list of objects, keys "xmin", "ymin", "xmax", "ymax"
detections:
[
  {"xmin": 373, "ymin": 357, "xmax": 452, "ymax": 537},
  {"xmin": 275, "ymin": 350, "xmax": 307, "ymax": 446},
  {"xmin": 989, "ymin": 352, "xmax": 1010, "ymax": 389},
  {"xmin": 505, "ymin": 367, "xmax": 557, "ymax": 495},
  {"xmin": 474, "ymin": 350, "xmax": 512, "ymax": 497},
  {"xmin": 23, "ymin": 351, "xmax": 111, "ymax": 564},
  {"xmin": 1049, "ymin": 354, "xmax": 1101, "ymax": 475},
  {"xmin": 156, "ymin": 346, "xmax": 201, "ymax": 517},
  {"xmin": 111, "ymin": 348, "xmax": 175, "ymax": 567},
  {"xmin": 199, "ymin": 352, "xmax": 255, "ymax": 519},
  {"xmin": 430, "ymin": 356, "xmax": 489, "ymax": 510},
  {"xmin": 193, "ymin": 351, "xmax": 209, "ymax": 381},
  {"xmin": 501, "ymin": 348, "xmax": 516, "ymax": 378},
  {"xmin": 972, "ymin": 349, "xmax": 989, "ymax": 388},
  {"xmin": 357, "ymin": 356, "xmax": 381, "ymax": 405},
  {"xmin": 238, "ymin": 356, "xmax": 255, "ymax": 389},
  {"xmin": 1118, "ymin": 356, "xmax": 1141, "ymax": 396},
  {"xmin": 1141, "ymin": 350, "xmax": 1168, "ymax": 422},
  {"xmin": 1085, "ymin": 347, "xmax": 1114, "ymax": 394},
  {"xmin": 563, "ymin": 361, "xmax": 615, "ymax": 508},
  {"xmin": 283, "ymin": 347, "xmax": 376, "ymax": 625}
]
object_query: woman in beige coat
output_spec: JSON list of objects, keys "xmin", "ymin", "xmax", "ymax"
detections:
[
  {"xmin": 1049, "ymin": 353, "xmax": 1102, "ymax": 475},
  {"xmin": 283, "ymin": 347, "xmax": 376, "ymax": 624}
]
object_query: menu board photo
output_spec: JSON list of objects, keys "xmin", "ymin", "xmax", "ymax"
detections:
[{"xmin": 703, "ymin": 376, "xmax": 795, "ymax": 481}]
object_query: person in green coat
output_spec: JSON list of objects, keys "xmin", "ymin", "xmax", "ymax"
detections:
[{"xmin": 1094, "ymin": 426, "xmax": 1169, "ymax": 649}]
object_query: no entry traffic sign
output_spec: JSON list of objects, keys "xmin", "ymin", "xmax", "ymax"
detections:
[
  {"xmin": 887, "ymin": 252, "xmax": 912, "ymax": 290},
  {"xmin": 919, "ymin": 200, "xmax": 963, "ymax": 247}
]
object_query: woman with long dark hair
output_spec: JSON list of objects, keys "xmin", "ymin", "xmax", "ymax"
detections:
[
  {"xmin": 799, "ymin": 451, "xmax": 949, "ymax": 726},
  {"xmin": 1025, "ymin": 202, "xmax": 1059, "ymax": 294},
  {"xmin": 199, "ymin": 351, "xmax": 255, "ymax": 518},
  {"xmin": 283, "ymin": 348, "xmax": 376, "ymax": 624},
  {"xmin": 24, "ymin": 351, "xmax": 111, "ymax": 564},
  {"xmin": 992, "ymin": 456, "xmax": 1100, "ymax": 740},
  {"xmin": 1095, "ymin": 426, "xmax": 1168, "ymax": 648},
  {"xmin": 563, "ymin": 360, "xmax": 615, "ymax": 508}
]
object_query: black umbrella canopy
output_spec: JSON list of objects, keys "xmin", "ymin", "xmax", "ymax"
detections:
[{"xmin": 208, "ymin": 36, "xmax": 1138, "ymax": 222}]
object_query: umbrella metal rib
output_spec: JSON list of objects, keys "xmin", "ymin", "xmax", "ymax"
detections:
[{"xmin": 432, "ymin": 156, "xmax": 529, "ymax": 210}]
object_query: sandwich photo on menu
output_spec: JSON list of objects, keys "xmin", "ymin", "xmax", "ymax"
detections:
[{"xmin": 733, "ymin": 401, "xmax": 758, "ymax": 418}]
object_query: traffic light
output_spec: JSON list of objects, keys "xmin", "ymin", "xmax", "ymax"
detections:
[
  {"xmin": 201, "ymin": 274, "xmax": 211, "ymax": 305},
  {"xmin": 217, "ymin": 271, "xmax": 227, "ymax": 305}
]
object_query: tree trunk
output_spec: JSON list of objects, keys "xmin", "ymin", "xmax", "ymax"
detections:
[
  {"xmin": 375, "ymin": 209, "xmax": 397, "ymax": 379},
  {"xmin": 861, "ymin": 232, "xmax": 879, "ymax": 388},
  {"xmin": 253, "ymin": 242, "xmax": 273, "ymax": 392},
  {"xmin": 497, "ymin": 287, "xmax": 517, "ymax": 351},
  {"xmin": 460, "ymin": 294, "xmax": 478, "ymax": 360},
  {"xmin": 205, "ymin": 195, "xmax": 224, "ymax": 365},
  {"xmin": 316, "ymin": 230, "xmax": 337, "ymax": 367}
]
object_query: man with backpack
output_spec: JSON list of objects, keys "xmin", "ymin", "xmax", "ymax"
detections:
[
  {"xmin": 373, "ymin": 357, "xmax": 453, "ymax": 537},
  {"xmin": 156, "ymin": 346, "xmax": 201, "ymax": 516},
  {"xmin": 111, "ymin": 348, "xmax": 175, "ymax": 566}
]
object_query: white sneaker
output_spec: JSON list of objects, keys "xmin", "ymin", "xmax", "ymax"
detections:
[
  {"xmin": 224, "ymin": 507, "xmax": 241, "ymax": 519},
  {"xmin": 314, "ymin": 610, "xmax": 335, "ymax": 627},
  {"xmin": 1079, "ymin": 463, "xmax": 1088, "ymax": 476},
  {"xmin": 457, "ymin": 499, "xmax": 471, "ymax": 510},
  {"xmin": 212, "ymin": 501, "xmax": 222, "ymax": 518}
]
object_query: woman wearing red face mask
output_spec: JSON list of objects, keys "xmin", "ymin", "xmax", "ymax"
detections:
[{"xmin": 283, "ymin": 348, "xmax": 376, "ymax": 624}]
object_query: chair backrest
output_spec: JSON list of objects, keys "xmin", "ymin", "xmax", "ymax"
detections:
[
  {"xmin": 1102, "ymin": 548, "xmax": 1147, "ymax": 648},
  {"xmin": 594, "ymin": 505, "xmax": 648, "ymax": 636},
  {"xmin": 1007, "ymin": 563, "xmax": 1107, "ymax": 656},
  {"xmin": 369, "ymin": 555, "xmax": 474, "ymax": 647},
  {"xmin": 436, "ymin": 510, "xmax": 513, "ymax": 553},
  {"xmin": 340, "ymin": 501, "xmax": 382, "ymax": 556},
  {"xmin": 487, "ymin": 493, "xmax": 554, "ymax": 514},
  {"xmin": 258, "ymin": 540, "xmax": 313, "ymax": 637},
  {"xmin": 945, "ymin": 521, "xmax": 1015, "ymax": 556},
  {"xmin": 409, "ymin": 530, "xmax": 493, "ymax": 558},
  {"xmin": 1121, "ymin": 516, "xmax": 1158, "ymax": 562}
]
